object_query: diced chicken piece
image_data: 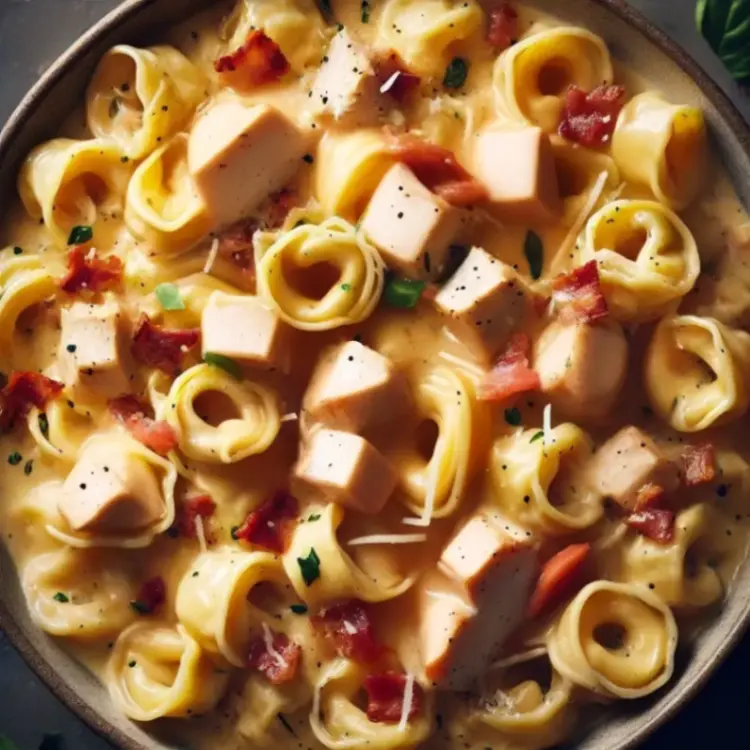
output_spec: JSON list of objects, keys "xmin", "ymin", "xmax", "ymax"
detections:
[
  {"xmin": 59, "ymin": 441, "xmax": 164, "ymax": 533},
  {"xmin": 534, "ymin": 319, "xmax": 628, "ymax": 421},
  {"xmin": 202, "ymin": 292, "xmax": 290, "ymax": 371},
  {"xmin": 473, "ymin": 126, "xmax": 561, "ymax": 223},
  {"xmin": 585, "ymin": 426, "xmax": 681, "ymax": 511},
  {"xmin": 360, "ymin": 163, "xmax": 464, "ymax": 281},
  {"xmin": 419, "ymin": 512, "xmax": 537, "ymax": 690},
  {"xmin": 188, "ymin": 101, "xmax": 308, "ymax": 229},
  {"xmin": 434, "ymin": 247, "xmax": 529, "ymax": 363},
  {"xmin": 294, "ymin": 429, "xmax": 397, "ymax": 514},
  {"xmin": 303, "ymin": 341, "xmax": 410, "ymax": 432},
  {"xmin": 59, "ymin": 301, "xmax": 129, "ymax": 399}
]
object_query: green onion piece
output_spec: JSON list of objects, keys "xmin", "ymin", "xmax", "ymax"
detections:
[
  {"xmin": 530, "ymin": 431, "xmax": 545, "ymax": 443},
  {"xmin": 67, "ymin": 225, "xmax": 93, "ymax": 245},
  {"xmin": 204, "ymin": 352, "xmax": 243, "ymax": 380},
  {"xmin": 155, "ymin": 282, "xmax": 185, "ymax": 311},
  {"xmin": 7, "ymin": 452, "xmax": 22, "ymax": 466},
  {"xmin": 53, "ymin": 592, "xmax": 69, "ymax": 603},
  {"xmin": 524, "ymin": 230, "xmax": 544, "ymax": 280},
  {"xmin": 504, "ymin": 407, "xmax": 522, "ymax": 426},
  {"xmin": 38, "ymin": 413, "xmax": 49, "ymax": 438},
  {"xmin": 290, "ymin": 604, "xmax": 308, "ymax": 615},
  {"xmin": 443, "ymin": 57, "xmax": 469, "ymax": 89},
  {"xmin": 341, "ymin": 283, "xmax": 352, "ymax": 292},
  {"xmin": 384, "ymin": 277, "xmax": 426, "ymax": 309},
  {"xmin": 298, "ymin": 548, "xmax": 321, "ymax": 586}
]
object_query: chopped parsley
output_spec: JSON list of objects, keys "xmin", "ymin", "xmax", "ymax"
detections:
[
  {"xmin": 530, "ymin": 430, "xmax": 545, "ymax": 443},
  {"xmin": 53, "ymin": 592, "xmax": 69, "ymax": 603},
  {"xmin": 67, "ymin": 225, "xmax": 93, "ymax": 246},
  {"xmin": 204, "ymin": 352, "xmax": 243, "ymax": 380},
  {"xmin": 384, "ymin": 277, "xmax": 425, "ymax": 309},
  {"xmin": 307, "ymin": 513, "xmax": 321, "ymax": 522},
  {"xmin": 297, "ymin": 548, "xmax": 321, "ymax": 586},
  {"xmin": 443, "ymin": 57, "xmax": 469, "ymax": 89},
  {"xmin": 341, "ymin": 283, "xmax": 353, "ymax": 292},
  {"xmin": 38, "ymin": 413, "xmax": 49, "ymax": 438},
  {"xmin": 7, "ymin": 452, "xmax": 22, "ymax": 466},
  {"xmin": 523, "ymin": 230, "xmax": 544, "ymax": 280},
  {"xmin": 290, "ymin": 603, "xmax": 308, "ymax": 615},
  {"xmin": 504, "ymin": 407, "xmax": 522, "ymax": 426},
  {"xmin": 155, "ymin": 282, "xmax": 185, "ymax": 311},
  {"xmin": 361, "ymin": 0, "xmax": 371, "ymax": 22}
]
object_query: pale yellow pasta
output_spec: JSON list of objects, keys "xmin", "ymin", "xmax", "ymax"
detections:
[
  {"xmin": 612, "ymin": 92, "xmax": 707, "ymax": 210},
  {"xmin": 27, "ymin": 401, "xmax": 93, "ymax": 464},
  {"xmin": 86, "ymin": 44, "xmax": 206, "ymax": 160},
  {"xmin": 107, "ymin": 622, "xmax": 229, "ymax": 721},
  {"xmin": 645, "ymin": 315, "xmax": 750, "ymax": 431},
  {"xmin": 581, "ymin": 199, "xmax": 700, "ymax": 322}
]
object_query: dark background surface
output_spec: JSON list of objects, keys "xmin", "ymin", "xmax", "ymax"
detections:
[{"xmin": 1, "ymin": 1, "xmax": 749, "ymax": 748}]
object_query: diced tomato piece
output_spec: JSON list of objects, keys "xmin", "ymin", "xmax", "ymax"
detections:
[
  {"xmin": 131, "ymin": 315, "xmax": 200, "ymax": 376},
  {"xmin": 131, "ymin": 576, "xmax": 166, "ymax": 615},
  {"xmin": 108, "ymin": 394, "xmax": 179, "ymax": 456},
  {"xmin": 682, "ymin": 444, "xmax": 717, "ymax": 487},
  {"xmin": 374, "ymin": 53, "xmax": 421, "ymax": 103},
  {"xmin": 479, "ymin": 332, "xmax": 540, "ymax": 402},
  {"xmin": 247, "ymin": 629, "xmax": 301, "ymax": 684},
  {"xmin": 528, "ymin": 543, "xmax": 590, "ymax": 619},
  {"xmin": 558, "ymin": 84, "xmax": 627, "ymax": 148},
  {"xmin": 634, "ymin": 482, "xmax": 667, "ymax": 511},
  {"xmin": 178, "ymin": 495, "xmax": 217, "ymax": 539},
  {"xmin": 487, "ymin": 3, "xmax": 518, "ymax": 49},
  {"xmin": 311, "ymin": 600, "xmax": 384, "ymax": 663},
  {"xmin": 235, "ymin": 489, "xmax": 298, "ymax": 553},
  {"xmin": 363, "ymin": 672, "xmax": 423, "ymax": 724},
  {"xmin": 214, "ymin": 30, "xmax": 290, "ymax": 88},
  {"xmin": 266, "ymin": 189, "xmax": 298, "ymax": 229},
  {"xmin": 627, "ymin": 508, "xmax": 675, "ymax": 544},
  {"xmin": 551, "ymin": 260, "xmax": 608, "ymax": 324},
  {"xmin": 60, "ymin": 246, "xmax": 123, "ymax": 294},
  {"xmin": 0, "ymin": 371, "xmax": 63, "ymax": 432}
]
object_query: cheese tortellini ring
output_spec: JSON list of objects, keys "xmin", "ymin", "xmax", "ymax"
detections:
[
  {"xmin": 282, "ymin": 503, "xmax": 414, "ymax": 607},
  {"xmin": 612, "ymin": 92, "xmax": 707, "ymax": 210},
  {"xmin": 28, "ymin": 401, "xmax": 93, "ymax": 464},
  {"xmin": 547, "ymin": 581, "xmax": 678, "ymax": 699},
  {"xmin": 645, "ymin": 315, "xmax": 750, "ymax": 431},
  {"xmin": 581, "ymin": 199, "xmax": 700, "ymax": 322},
  {"xmin": 492, "ymin": 424, "xmax": 603, "ymax": 534},
  {"xmin": 378, "ymin": 0, "xmax": 483, "ymax": 77},
  {"xmin": 22, "ymin": 547, "xmax": 136, "ymax": 639},
  {"xmin": 86, "ymin": 44, "xmax": 206, "ymax": 160},
  {"xmin": 18, "ymin": 138, "xmax": 131, "ymax": 246},
  {"xmin": 107, "ymin": 622, "xmax": 229, "ymax": 721},
  {"xmin": 175, "ymin": 547, "xmax": 288, "ymax": 666},
  {"xmin": 125, "ymin": 134, "xmax": 211, "ymax": 255},
  {"xmin": 493, "ymin": 27, "xmax": 613, "ymax": 133},
  {"xmin": 311, "ymin": 659, "xmax": 434, "ymax": 750},
  {"xmin": 254, "ymin": 215, "xmax": 384, "ymax": 331},
  {"xmin": 163, "ymin": 363, "xmax": 281, "ymax": 464}
]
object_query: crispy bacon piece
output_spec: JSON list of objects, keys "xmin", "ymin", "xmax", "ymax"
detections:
[
  {"xmin": 559, "ymin": 84, "xmax": 626, "ymax": 148},
  {"xmin": 363, "ymin": 672, "xmax": 423, "ymax": 724},
  {"xmin": 235, "ymin": 489, "xmax": 298, "ymax": 553},
  {"xmin": 627, "ymin": 508, "xmax": 675, "ymax": 544},
  {"xmin": 479, "ymin": 332, "xmax": 540, "ymax": 402},
  {"xmin": 682, "ymin": 444, "xmax": 717, "ymax": 487},
  {"xmin": 634, "ymin": 482, "xmax": 667, "ymax": 511},
  {"xmin": 131, "ymin": 577, "xmax": 166, "ymax": 615},
  {"xmin": 487, "ymin": 4, "xmax": 518, "ymax": 49},
  {"xmin": 108, "ymin": 395, "xmax": 179, "ymax": 456},
  {"xmin": 178, "ymin": 495, "xmax": 217, "ymax": 539},
  {"xmin": 214, "ymin": 218, "xmax": 257, "ymax": 284},
  {"xmin": 311, "ymin": 600, "xmax": 384, "ymax": 663},
  {"xmin": 0, "ymin": 372, "xmax": 63, "ymax": 432},
  {"xmin": 131, "ymin": 315, "xmax": 200, "ymax": 377},
  {"xmin": 551, "ymin": 260, "xmax": 608, "ymax": 324},
  {"xmin": 528, "ymin": 543, "xmax": 590, "ymax": 619},
  {"xmin": 247, "ymin": 629, "xmax": 301, "ymax": 685},
  {"xmin": 266, "ymin": 189, "xmax": 298, "ymax": 229},
  {"xmin": 374, "ymin": 53, "xmax": 421, "ymax": 103},
  {"xmin": 214, "ymin": 30, "xmax": 290, "ymax": 88},
  {"xmin": 60, "ymin": 246, "xmax": 123, "ymax": 294},
  {"xmin": 385, "ymin": 132, "xmax": 489, "ymax": 207}
]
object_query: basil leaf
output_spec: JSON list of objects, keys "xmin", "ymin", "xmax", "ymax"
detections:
[
  {"xmin": 524, "ymin": 230, "xmax": 544, "ymax": 280},
  {"xmin": 696, "ymin": 0, "xmax": 750, "ymax": 80},
  {"xmin": 384, "ymin": 277, "xmax": 426, "ymax": 309},
  {"xmin": 504, "ymin": 407, "xmax": 522, "ymax": 426},
  {"xmin": 530, "ymin": 430, "xmax": 545, "ymax": 443},
  {"xmin": 290, "ymin": 603, "xmax": 308, "ymax": 614},
  {"xmin": 204, "ymin": 352, "xmax": 243, "ymax": 380},
  {"xmin": 155, "ymin": 283, "xmax": 185, "ymax": 311},
  {"xmin": 297, "ymin": 547, "xmax": 321, "ymax": 586},
  {"xmin": 53, "ymin": 592, "xmax": 69, "ymax": 603},
  {"xmin": 0, "ymin": 736, "xmax": 21, "ymax": 750},
  {"xmin": 443, "ymin": 57, "xmax": 469, "ymax": 89},
  {"xmin": 67, "ymin": 225, "xmax": 93, "ymax": 245}
]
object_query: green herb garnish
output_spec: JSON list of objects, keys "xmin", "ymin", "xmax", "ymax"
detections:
[
  {"xmin": 443, "ymin": 57, "xmax": 469, "ymax": 89},
  {"xmin": 290, "ymin": 603, "xmax": 309, "ymax": 615},
  {"xmin": 204, "ymin": 352, "xmax": 243, "ymax": 380},
  {"xmin": 307, "ymin": 513, "xmax": 321, "ymax": 522},
  {"xmin": 38, "ymin": 413, "xmax": 49, "ymax": 438},
  {"xmin": 361, "ymin": 0, "xmax": 371, "ymax": 22},
  {"xmin": 298, "ymin": 548, "xmax": 321, "ymax": 586},
  {"xmin": 7, "ymin": 452, "xmax": 22, "ymax": 466},
  {"xmin": 53, "ymin": 592, "xmax": 69, "ymax": 603},
  {"xmin": 504, "ymin": 407, "xmax": 522, "ymax": 426},
  {"xmin": 530, "ymin": 431, "xmax": 545, "ymax": 443},
  {"xmin": 696, "ymin": 0, "xmax": 750, "ymax": 81},
  {"xmin": 67, "ymin": 225, "xmax": 93, "ymax": 245},
  {"xmin": 384, "ymin": 277, "xmax": 426, "ymax": 309},
  {"xmin": 341, "ymin": 283, "xmax": 352, "ymax": 292},
  {"xmin": 155, "ymin": 282, "xmax": 185, "ymax": 311},
  {"xmin": 523, "ymin": 230, "xmax": 544, "ymax": 280}
]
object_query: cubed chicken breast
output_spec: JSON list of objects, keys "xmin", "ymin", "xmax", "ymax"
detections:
[
  {"xmin": 534, "ymin": 319, "xmax": 628, "ymax": 421},
  {"xmin": 59, "ymin": 441, "xmax": 165, "ymax": 533},
  {"xmin": 473, "ymin": 126, "xmax": 561, "ymax": 223},
  {"xmin": 434, "ymin": 246, "xmax": 529, "ymax": 363},
  {"xmin": 188, "ymin": 101, "xmax": 308, "ymax": 229},
  {"xmin": 303, "ymin": 341, "xmax": 410, "ymax": 433},
  {"xmin": 585, "ymin": 426, "xmax": 681, "ymax": 510},
  {"xmin": 360, "ymin": 163, "xmax": 464, "ymax": 281},
  {"xmin": 294, "ymin": 429, "xmax": 397, "ymax": 514}
]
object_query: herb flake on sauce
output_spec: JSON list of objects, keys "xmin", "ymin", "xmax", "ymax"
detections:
[
  {"xmin": 443, "ymin": 57, "xmax": 469, "ymax": 89},
  {"xmin": 67, "ymin": 225, "xmax": 93, "ymax": 246},
  {"xmin": 297, "ymin": 547, "xmax": 321, "ymax": 586},
  {"xmin": 155, "ymin": 282, "xmax": 185, "ymax": 311}
]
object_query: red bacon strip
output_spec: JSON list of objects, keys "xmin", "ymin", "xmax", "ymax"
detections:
[
  {"xmin": 312, "ymin": 600, "xmax": 384, "ymax": 664},
  {"xmin": 374, "ymin": 53, "xmax": 421, "ymax": 103},
  {"xmin": 682, "ymin": 444, "xmax": 717, "ymax": 487},
  {"xmin": 214, "ymin": 30, "xmax": 290, "ymax": 88},
  {"xmin": 108, "ymin": 394, "xmax": 179, "ymax": 456},
  {"xmin": 559, "ymin": 84, "xmax": 626, "ymax": 148},
  {"xmin": 213, "ymin": 218, "xmax": 257, "ymax": 288},
  {"xmin": 626, "ymin": 507, "xmax": 675, "ymax": 544},
  {"xmin": 551, "ymin": 260, "xmax": 608, "ymax": 324},
  {"xmin": 60, "ymin": 246, "xmax": 123, "ymax": 294},
  {"xmin": 634, "ymin": 482, "xmax": 667, "ymax": 511},
  {"xmin": 487, "ymin": 4, "xmax": 518, "ymax": 49},
  {"xmin": 528, "ymin": 543, "xmax": 590, "ymax": 619},
  {"xmin": 131, "ymin": 315, "xmax": 200, "ymax": 377},
  {"xmin": 247, "ymin": 629, "xmax": 301, "ymax": 685},
  {"xmin": 234, "ymin": 489, "xmax": 298, "ymax": 553},
  {"xmin": 178, "ymin": 495, "xmax": 217, "ymax": 539},
  {"xmin": 131, "ymin": 577, "xmax": 166, "ymax": 615},
  {"xmin": 363, "ymin": 672, "xmax": 423, "ymax": 724},
  {"xmin": 0, "ymin": 372, "xmax": 63, "ymax": 432},
  {"xmin": 479, "ymin": 332, "xmax": 540, "ymax": 402}
]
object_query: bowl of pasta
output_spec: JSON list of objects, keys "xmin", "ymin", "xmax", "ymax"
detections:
[{"xmin": 1, "ymin": 0, "xmax": 750, "ymax": 748}]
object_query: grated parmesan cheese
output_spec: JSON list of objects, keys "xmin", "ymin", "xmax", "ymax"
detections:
[
  {"xmin": 262, "ymin": 622, "xmax": 287, "ymax": 667},
  {"xmin": 347, "ymin": 533, "xmax": 427, "ymax": 546},
  {"xmin": 398, "ymin": 673, "xmax": 416, "ymax": 733},
  {"xmin": 379, "ymin": 71, "xmax": 401, "ymax": 94},
  {"xmin": 543, "ymin": 403, "xmax": 552, "ymax": 445},
  {"xmin": 194, "ymin": 514, "xmax": 208, "ymax": 554},
  {"xmin": 203, "ymin": 237, "xmax": 220, "ymax": 274}
]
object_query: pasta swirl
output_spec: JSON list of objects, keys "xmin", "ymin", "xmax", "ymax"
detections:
[{"xmin": 27, "ymin": 401, "xmax": 93, "ymax": 464}]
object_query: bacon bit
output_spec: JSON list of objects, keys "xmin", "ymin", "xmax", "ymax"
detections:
[
  {"xmin": 0, "ymin": 372, "xmax": 63, "ymax": 432},
  {"xmin": 214, "ymin": 218, "xmax": 258, "ymax": 284},
  {"xmin": 559, "ymin": 84, "xmax": 627, "ymax": 148},
  {"xmin": 374, "ymin": 53, "xmax": 421, "ymax": 103},
  {"xmin": 551, "ymin": 260, "xmax": 608, "ymax": 324},
  {"xmin": 266, "ymin": 189, "xmax": 298, "ymax": 229},
  {"xmin": 178, "ymin": 495, "xmax": 216, "ymax": 539},
  {"xmin": 487, "ymin": 4, "xmax": 518, "ymax": 49},
  {"xmin": 627, "ymin": 508, "xmax": 675, "ymax": 544},
  {"xmin": 247, "ymin": 630, "xmax": 301, "ymax": 684},
  {"xmin": 214, "ymin": 30, "xmax": 289, "ymax": 88},
  {"xmin": 363, "ymin": 672, "xmax": 423, "ymax": 724},
  {"xmin": 130, "ymin": 577, "xmax": 166, "ymax": 615},
  {"xmin": 311, "ymin": 600, "xmax": 384, "ymax": 664},
  {"xmin": 385, "ymin": 132, "xmax": 489, "ymax": 207},
  {"xmin": 479, "ymin": 332, "xmax": 540, "ymax": 402},
  {"xmin": 528, "ymin": 543, "xmax": 590, "ymax": 619},
  {"xmin": 131, "ymin": 315, "xmax": 200, "ymax": 377},
  {"xmin": 634, "ymin": 482, "xmax": 667, "ymax": 511},
  {"xmin": 235, "ymin": 489, "xmax": 298, "ymax": 553},
  {"xmin": 682, "ymin": 444, "xmax": 717, "ymax": 487},
  {"xmin": 108, "ymin": 394, "xmax": 179, "ymax": 456},
  {"xmin": 60, "ymin": 246, "xmax": 123, "ymax": 295}
]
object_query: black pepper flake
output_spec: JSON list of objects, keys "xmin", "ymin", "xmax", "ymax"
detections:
[
  {"xmin": 24, "ymin": 460, "xmax": 33, "ymax": 476},
  {"xmin": 302, "ymin": 153, "xmax": 314, "ymax": 164},
  {"xmin": 66, "ymin": 344, "xmax": 77, "ymax": 353}
]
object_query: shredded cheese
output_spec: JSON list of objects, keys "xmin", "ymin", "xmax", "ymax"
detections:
[
  {"xmin": 203, "ymin": 237, "xmax": 220, "ymax": 274},
  {"xmin": 194, "ymin": 514, "xmax": 208, "ymax": 554},
  {"xmin": 347, "ymin": 533, "xmax": 427, "ymax": 546},
  {"xmin": 542, "ymin": 403, "xmax": 552, "ymax": 446},
  {"xmin": 262, "ymin": 622, "xmax": 287, "ymax": 667},
  {"xmin": 398, "ymin": 673, "xmax": 416, "ymax": 733},
  {"xmin": 380, "ymin": 71, "xmax": 401, "ymax": 94},
  {"xmin": 424, "ymin": 588, "xmax": 477, "ymax": 615}
]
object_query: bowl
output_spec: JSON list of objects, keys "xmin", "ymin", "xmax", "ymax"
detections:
[{"xmin": 1, "ymin": 0, "xmax": 749, "ymax": 748}]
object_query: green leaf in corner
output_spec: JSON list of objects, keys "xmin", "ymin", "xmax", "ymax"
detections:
[
  {"xmin": 297, "ymin": 547, "xmax": 321, "ymax": 586},
  {"xmin": 67, "ymin": 225, "xmax": 93, "ymax": 246},
  {"xmin": 696, "ymin": 0, "xmax": 750, "ymax": 80},
  {"xmin": 155, "ymin": 282, "xmax": 185, "ymax": 311},
  {"xmin": 0, "ymin": 735, "xmax": 21, "ymax": 750},
  {"xmin": 204, "ymin": 352, "xmax": 243, "ymax": 380},
  {"xmin": 523, "ymin": 230, "xmax": 544, "ymax": 280}
]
